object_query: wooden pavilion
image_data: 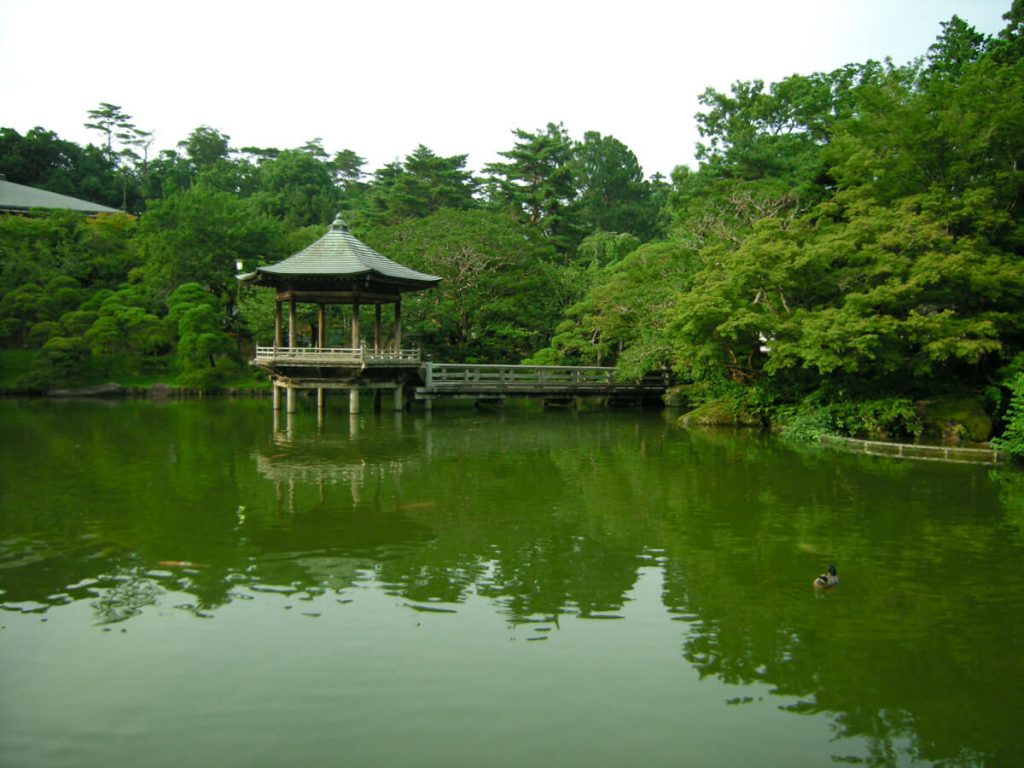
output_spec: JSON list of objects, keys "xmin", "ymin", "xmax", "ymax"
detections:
[{"xmin": 239, "ymin": 214, "xmax": 441, "ymax": 413}]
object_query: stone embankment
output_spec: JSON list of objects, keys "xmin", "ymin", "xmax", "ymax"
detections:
[{"xmin": 818, "ymin": 434, "xmax": 1004, "ymax": 465}]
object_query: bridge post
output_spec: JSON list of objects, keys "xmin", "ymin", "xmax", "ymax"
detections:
[
  {"xmin": 394, "ymin": 384, "xmax": 404, "ymax": 412},
  {"xmin": 286, "ymin": 385, "xmax": 296, "ymax": 413},
  {"xmin": 349, "ymin": 387, "xmax": 360, "ymax": 414},
  {"xmin": 273, "ymin": 382, "xmax": 281, "ymax": 410}
]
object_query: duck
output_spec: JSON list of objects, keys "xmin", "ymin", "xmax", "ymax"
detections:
[{"xmin": 813, "ymin": 564, "xmax": 839, "ymax": 589}]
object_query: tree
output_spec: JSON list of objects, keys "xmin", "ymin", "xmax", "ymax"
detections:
[
  {"xmin": 139, "ymin": 187, "xmax": 285, "ymax": 299},
  {"xmin": 361, "ymin": 209, "xmax": 563, "ymax": 362},
  {"xmin": 330, "ymin": 149, "xmax": 367, "ymax": 191},
  {"xmin": 84, "ymin": 102, "xmax": 134, "ymax": 160},
  {"xmin": 165, "ymin": 282, "xmax": 237, "ymax": 385},
  {"xmin": 484, "ymin": 122, "xmax": 580, "ymax": 256},
  {"xmin": 83, "ymin": 102, "xmax": 150, "ymax": 210},
  {"xmin": 574, "ymin": 131, "xmax": 657, "ymax": 239},
  {"xmin": 253, "ymin": 149, "xmax": 338, "ymax": 227},
  {"xmin": 360, "ymin": 145, "xmax": 478, "ymax": 225},
  {"xmin": 925, "ymin": 15, "xmax": 989, "ymax": 81},
  {"xmin": 531, "ymin": 241, "xmax": 699, "ymax": 371},
  {"xmin": 176, "ymin": 303, "xmax": 236, "ymax": 386}
]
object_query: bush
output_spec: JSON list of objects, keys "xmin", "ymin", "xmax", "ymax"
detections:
[
  {"xmin": 19, "ymin": 336, "xmax": 90, "ymax": 390},
  {"xmin": 28, "ymin": 321, "xmax": 63, "ymax": 348},
  {"xmin": 775, "ymin": 406, "xmax": 834, "ymax": 444},
  {"xmin": 992, "ymin": 374, "xmax": 1024, "ymax": 458}
]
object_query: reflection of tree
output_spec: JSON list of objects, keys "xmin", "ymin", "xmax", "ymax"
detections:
[
  {"xmin": 4, "ymin": 401, "xmax": 1024, "ymax": 766},
  {"xmin": 656, "ymin": 438, "xmax": 1024, "ymax": 767},
  {"xmin": 90, "ymin": 569, "xmax": 160, "ymax": 624}
]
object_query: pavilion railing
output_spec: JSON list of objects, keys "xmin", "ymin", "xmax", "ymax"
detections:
[{"xmin": 254, "ymin": 346, "xmax": 421, "ymax": 366}]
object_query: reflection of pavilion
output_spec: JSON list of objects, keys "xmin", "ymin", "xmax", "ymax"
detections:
[
  {"xmin": 239, "ymin": 215, "xmax": 441, "ymax": 414},
  {"xmin": 253, "ymin": 424, "xmax": 426, "ymax": 510}
]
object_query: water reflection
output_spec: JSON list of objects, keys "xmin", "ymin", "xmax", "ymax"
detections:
[{"xmin": 2, "ymin": 400, "xmax": 1023, "ymax": 766}]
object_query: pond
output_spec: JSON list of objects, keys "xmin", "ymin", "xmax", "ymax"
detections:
[{"xmin": 1, "ymin": 398, "xmax": 1022, "ymax": 767}]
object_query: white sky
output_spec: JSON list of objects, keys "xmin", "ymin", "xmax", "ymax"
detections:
[{"xmin": 0, "ymin": 0, "xmax": 1012, "ymax": 179}]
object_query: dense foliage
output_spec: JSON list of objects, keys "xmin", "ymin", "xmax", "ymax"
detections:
[{"xmin": 1, "ymin": 3, "xmax": 1022, "ymax": 445}]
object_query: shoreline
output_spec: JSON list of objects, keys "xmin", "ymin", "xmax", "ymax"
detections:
[
  {"xmin": 818, "ymin": 433, "xmax": 1005, "ymax": 466},
  {"xmin": 1, "ymin": 382, "xmax": 272, "ymax": 399}
]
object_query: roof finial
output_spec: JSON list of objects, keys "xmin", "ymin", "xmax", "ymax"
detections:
[{"xmin": 331, "ymin": 214, "xmax": 349, "ymax": 232}]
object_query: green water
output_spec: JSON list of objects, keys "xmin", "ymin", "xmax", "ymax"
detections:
[{"xmin": 1, "ymin": 399, "xmax": 1023, "ymax": 767}]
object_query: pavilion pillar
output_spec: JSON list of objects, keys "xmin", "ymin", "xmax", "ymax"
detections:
[
  {"xmin": 274, "ymin": 300, "xmax": 282, "ymax": 350},
  {"xmin": 351, "ymin": 300, "xmax": 360, "ymax": 349},
  {"xmin": 273, "ymin": 382, "xmax": 281, "ymax": 410},
  {"xmin": 286, "ymin": 386, "xmax": 296, "ymax": 413},
  {"xmin": 317, "ymin": 304, "xmax": 326, "ymax": 409},
  {"xmin": 349, "ymin": 387, "xmax": 360, "ymax": 414},
  {"xmin": 288, "ymin": 296, "xmax": 297, "ymax": 347},
  {"xmin": 374, "ymin": 304, "xmax": 383, "ymax": 351},
  {"xmin": 394, "ymin": 299, "xmax": 402, "ymax": 351},
  {"xmin": 394, "ymin": 384, "xmax": 404, "ymax": 412}
]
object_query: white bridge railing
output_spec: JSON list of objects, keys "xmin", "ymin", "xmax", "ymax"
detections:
[{"xmin": 254, "ymin": 346, "xmax": 421, "ymax": 366}]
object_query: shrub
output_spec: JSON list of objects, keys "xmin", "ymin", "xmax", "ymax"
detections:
[{"xmin": 992, "ymin": 374, "xmax": 1024, "ymax": 458}]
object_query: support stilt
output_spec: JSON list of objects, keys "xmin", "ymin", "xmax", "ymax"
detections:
[
  {"xmin": 286, "ymin": 386, "xmax": 296, "ymax": 413},
  {"xmin": 349, "ymin": 388, "xmax": 360, "ymax": 414},
  {"xmin": 394, "ymin": 385, "xmax": 404, "ymax": 412}
]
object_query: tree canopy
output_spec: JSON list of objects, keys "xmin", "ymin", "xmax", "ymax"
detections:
[{"xmin": 2, "ymin": 3, "xmax": 1022, "ymax": 443}]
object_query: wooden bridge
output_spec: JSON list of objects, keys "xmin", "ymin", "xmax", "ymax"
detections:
[
  {"xmin": 416, "ymin": 362, "xmax": 669, "ymax": 405},
  {"xmin": 252, "ymin": 347, "xmax": 670, "ymax": 412}
]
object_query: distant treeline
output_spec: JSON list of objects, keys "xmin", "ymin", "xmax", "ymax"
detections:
[{"xmin": 1, "ymin": 5, "xmax": 1022, "ymax": 449}]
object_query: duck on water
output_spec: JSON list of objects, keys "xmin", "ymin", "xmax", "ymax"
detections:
[{"xmin": 814, "ymin": 564, "xmax": 839, "ymax": 590}]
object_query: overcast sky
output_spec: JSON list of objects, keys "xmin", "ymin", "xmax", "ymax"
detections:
[{"xmin": 0, "ymin": 0, "xmax": 1012, "ymax": 179}]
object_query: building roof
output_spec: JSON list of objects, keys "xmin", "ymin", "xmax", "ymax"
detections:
[
  {"xmin": 240, "ymin": 215, "xmax": 441, "ymax": 295},
  {"xmin": 0, "ymin": 177, "xmax": 119, "ymax": 214}
]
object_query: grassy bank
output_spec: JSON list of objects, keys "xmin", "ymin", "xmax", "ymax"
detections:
[{"xmin": 0, "ymin": 349, "xmax": 271, "ymax": 395}]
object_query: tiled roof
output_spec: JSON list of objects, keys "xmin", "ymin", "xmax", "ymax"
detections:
[
  {"xmin": 243, "ymin": 215, "xmax": 441, "ymax": 290},
  {"xmin": 0, "ymin": 178, "xmax": 119, "ymax": 214}
]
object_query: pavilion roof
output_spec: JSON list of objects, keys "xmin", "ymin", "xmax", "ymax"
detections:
[
  {"xmin": 240, "ymin": 215, "xmax": 441, "ymax": 293},
  {"xmin": 0, "ymin": 177, "xmax": 119, "ymax": 214}
]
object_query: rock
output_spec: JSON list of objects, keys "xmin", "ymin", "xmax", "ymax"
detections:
[
  {"xmin": 147, "ymin": 383, "xmax": 177, "ymax": 399},
  {"xmin": 662, "ymin": 385, "xmax": 692, "ymax": 409},
  {"xmin": 678, "ymin": 399, "xmax": 763, "ymax": 428},
  {"xmin": 48, "ymin": 382, "xmax": 124, "ymax": 398}
]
